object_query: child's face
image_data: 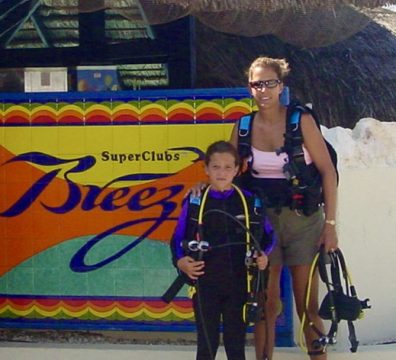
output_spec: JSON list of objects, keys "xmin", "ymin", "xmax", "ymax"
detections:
[{"xmin": 205, "ymin": 152, "xmax": 239, "ymax": 191}]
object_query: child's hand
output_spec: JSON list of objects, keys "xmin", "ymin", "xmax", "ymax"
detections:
[
  {"xmin": 177, "ymin": 256, "xmax": 205, "ymax": 280},
  {"xmin": 256, "ymin": 252, "xmax": 269, "ymax": 270}
]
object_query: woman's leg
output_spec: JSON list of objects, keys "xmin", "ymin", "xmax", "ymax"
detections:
[
  {"xmin": 290, "ymin": 265, "xmax": 327, "ymax": 360},
  {"xmin": 254, "ymin": 264, "xmax": 283, "ymax": 360}
]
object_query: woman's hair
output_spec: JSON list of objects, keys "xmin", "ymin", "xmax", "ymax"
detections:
[
  {"xmin": 204, "ymin": 140, "xmax": 240, "ymax": 167},
  {"xmin": 247, "ymin": 56, "xmax": 290, "ymax": 81}
]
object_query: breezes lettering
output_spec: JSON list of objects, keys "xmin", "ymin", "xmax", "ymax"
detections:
[
  {"xmin": 0, "ymin": 152, "xmax": 184, "ymax": 272},
  {"xmin": 102, "ymin": 150, "xmax": 181, "ymax": 163}
]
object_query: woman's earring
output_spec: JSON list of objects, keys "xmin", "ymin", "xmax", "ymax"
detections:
[{"xmin": 279, "ymin": 86, "xmax": 290, "ymax": 106}]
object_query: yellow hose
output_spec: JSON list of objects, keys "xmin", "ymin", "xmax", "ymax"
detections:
[{"xmin": 299, "ymin": 252, "xmax": 320, "ymax": 353}]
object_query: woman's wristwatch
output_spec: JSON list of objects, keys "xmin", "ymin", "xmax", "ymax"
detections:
[{"xmin": 325, "ymin": 219, "xmax": 336, "ymax": 226}]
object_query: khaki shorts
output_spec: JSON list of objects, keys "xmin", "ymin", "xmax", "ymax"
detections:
[{"xmin": 267, "ymin": 207, "xmax": 324, "ymax": 266}]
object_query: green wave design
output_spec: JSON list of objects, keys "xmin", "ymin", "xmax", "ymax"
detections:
[{"xmin": 0, "ymin": 236, "xmax": 178, "ymax": 298}]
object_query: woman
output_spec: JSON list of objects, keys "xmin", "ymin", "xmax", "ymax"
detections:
[
  {"xmin": 231, "ymin": 57, "xmax": 338, "ymax": 360},
  {"xmin": 192, "ymin": 57, "xmax": 338, "ymax": 359}
]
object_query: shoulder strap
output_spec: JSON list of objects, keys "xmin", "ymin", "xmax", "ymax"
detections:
[
  {"xmin": 284, "ymin": 101, "xmax": 339, "ymax": 185},
  {"xmin": 188, "ymin": 194, "xmax": 201, "ymax": 220},
  {"xmin": 189, "ymin": 194, "xmax": 201, "ymax": 207},
  {"xmin": 237, "ymin": 112, "xmax": 255, "ymax": 160},
  {"xmin": 239, "ymin": 114, "xmax": 252, "ymax": 137},
  {"xmin": 252, "ymin": 193, "xmax": 275, "ymax": 254},
  {"xmin": 298, "ymin": 104, "xmax": 339, "ymax": 184},
  {"xmin": 283, "ymin": 102, "xmax": 307, "ymax": 183},
  {"xmin": 184, "ymin": 194, "xmax": 201, "ymax": 242}
]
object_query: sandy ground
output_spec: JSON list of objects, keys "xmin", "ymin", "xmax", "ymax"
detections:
[
  {"xmin": 1, "ymin": 342, "xmax": 396, "ymax": 360},
  {"xmin": 0, "ymin": 329, "xmax": 395, "ymax": 360},
  {"xmin": 0, "ymin": 328, "xmax": 197, "ymax": 344}
]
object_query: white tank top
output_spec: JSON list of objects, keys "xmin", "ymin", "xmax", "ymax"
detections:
[{"xmin": 250, "ymin": 146, "xmax": 313, "ymax": 179}]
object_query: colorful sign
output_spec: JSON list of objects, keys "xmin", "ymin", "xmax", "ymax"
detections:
[{"xmin": 0, "ymin": 89, "xmax": 293, "ymax": 345}]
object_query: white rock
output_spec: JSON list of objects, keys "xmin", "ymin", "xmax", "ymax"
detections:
[{"xmin": 321, "ymin": 118, "xmax": 396, "ymax": 169}]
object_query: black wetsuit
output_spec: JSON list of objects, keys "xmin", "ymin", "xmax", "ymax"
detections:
[{"xmin": 171, "ymin": 187, "xmax": 275, "ymax": 360}]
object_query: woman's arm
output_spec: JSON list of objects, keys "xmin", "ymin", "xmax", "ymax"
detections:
[{"xmin": 300, "ymin": 113, "xmax": 338, "ymax": 251}]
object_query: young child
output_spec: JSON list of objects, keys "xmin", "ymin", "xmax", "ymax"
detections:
[{"xmin": 170, "ymin": 140, "xmax": 275, "ymax": 360}]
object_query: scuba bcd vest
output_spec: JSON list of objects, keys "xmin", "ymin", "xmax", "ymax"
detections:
[
  {"xmin": 237, "ymin": 100, "xmax": 339, "ymax": 216},
  {"xmin": 300, "ymin": 246, "xmax": 371, "ymax": 354},
  {"xmin": 185, "ymin": 185, "xmax": 272, "ymax": 325},
  {"xmin": 163, "ymin": 185, "xmax": 275, "ymax": 327}
]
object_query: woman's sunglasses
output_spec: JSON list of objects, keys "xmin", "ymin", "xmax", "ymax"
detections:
[{"xmin": 249, "ymin": 79, "xmax": 281, "ymax": 90}]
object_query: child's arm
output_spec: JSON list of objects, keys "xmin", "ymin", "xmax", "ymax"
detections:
[
  {"xmin": 170, "ymin": 198, "xmax": 189, "ymax": 267},
  {"xmin": 254, "ymin": 215, "xmax": 277, "ymax": 270},
  {"xmin": 170, "ymin": 197, "xmax": 205, "ymax": 280}
]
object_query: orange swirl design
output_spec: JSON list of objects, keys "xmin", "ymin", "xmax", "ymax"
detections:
[
  {"xmin": 1, "ymin": 98, "xmax": 251, "ymax": 125},
  {"xmin": 0, "ymin": 297, "xmax": 194, "ymax": 321}
]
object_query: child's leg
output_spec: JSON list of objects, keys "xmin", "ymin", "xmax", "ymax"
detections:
[
  {"xmin": 222, "ymin": 284, "xmax": 247, "ymax": 360},
  {"xmin": 193, "ymin": 284, "xmax": 221, "ymax": 360}
]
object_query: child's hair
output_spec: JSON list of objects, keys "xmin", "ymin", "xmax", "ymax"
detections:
[
  {"xmin": 247, "ymin": 56, "xmax": 290, "ymax": 81},
  {"xmin": 204, "ymin": 140, "xmax": 240, "ymax": 167}
]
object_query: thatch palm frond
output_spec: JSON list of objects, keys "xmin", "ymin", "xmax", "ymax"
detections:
[
  {"xmin": 144, "ymin": 1, "xmax": 396, "ymax": 47},
  {"xmin": 153, "ymin": 0, "xmax": 396, "ymax": 11},
  {"xmin": 196, "ymin": 5, "xmax": 372, "ymax": 47},
  {"xmin": 41, "ymin": 0, "xmax": 396, "ymax": 47}
]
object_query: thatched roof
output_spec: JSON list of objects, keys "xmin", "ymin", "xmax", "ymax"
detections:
[
  {"xmin": 32, "ymin": 1, "xmax": 396, "ymax": 47},
  {"xmin": 194, "ymin": 5, "xmax": 372, "ymax": 47},
  {"xmin": 153, "ymin": 0, "xmax": 396, "ymax": 11},
  {"xmin": 0, "ymin": 0, "xmax": 169, "ymax": 89},
  {"xmin": 1, "ymin": 0, "xmax": 395, "ymax": 98},
  {"xmin": 144, "ymin": 1, "xmax": 396, "ymax": 47},
  {"xmin": 1, "ymin": 1, "xmax": 395, "ymax": 59},
  {"xmin": 363, "ymin": 6, "xmax": 396, "ymax": 34},
  {"xmin": 195, "ymin": 8, "xmax": 396, "ymax": 128}
]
